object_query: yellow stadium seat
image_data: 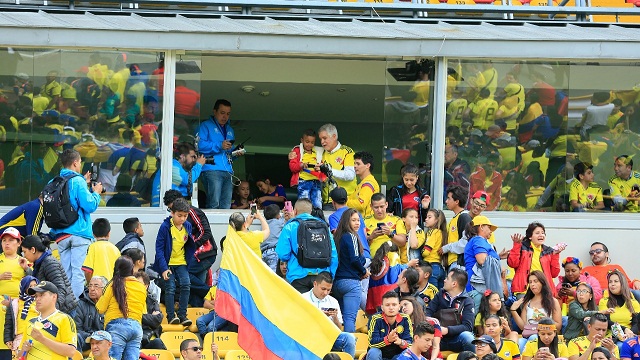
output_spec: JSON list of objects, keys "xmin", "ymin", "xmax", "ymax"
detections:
[
  {"xmin": 140, "ymin": 349, "xmax": 175, "ymax": 360},
  {"xmin": 447, "ymin": 0, "xmax": 482, "ymax": 15},
  {"xmin": 329, "ymin": 352, "xmax": 353, "ymax": 360},
  {"xmin": 355, "ymin": 310, "xmax": 369, "ymax": 333},
  {"xmin": 203, "ymin": 331, "xmax": 240, "ymax": 359},
  {"xmin": 447, "ymin": 353, "xmax": 460, "ymax": 360},
  {"xmin": 160, "ymin": 304, "xmax": 187, "ymax": 332},
  {"xmin": 354, "ymin": 332, "xmax": 369, "ymax": 358},
  {"xmin": 441, "ymin": 351, "xmax": 456, "ymax": 359},
  {"xmin": 528, "ymin": 0, "xmax": 567, "ymax": 18},
  {"xmin": 224, "ymin": 350, "xmax": 252, "ymax": 359},
  {"xmin": 187, "ymin": 307, "xmax": 210, "ymax": 333},
  {"xmin": 159, "ymin": 331, "xmax": 200, "ymax": 358}
]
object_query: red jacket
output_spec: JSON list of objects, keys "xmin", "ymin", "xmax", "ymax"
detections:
[
  {"xmin": 288, "ymin": 144, "xmax": 324, "ymax": 187},
  {"xmin": 507, "ymin": 240, "xmax": 560, "ymax": 296}
]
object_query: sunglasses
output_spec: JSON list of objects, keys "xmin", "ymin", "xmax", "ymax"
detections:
[
  {"xmin": 188, "ymin": 347, "xmax": 203, "ymax": 352},
  {"xmin": 589, "ymin": 249, "xmax": 605, "ymax": 256}
]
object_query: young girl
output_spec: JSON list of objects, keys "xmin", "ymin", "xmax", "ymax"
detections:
[
  {"xmin": 122, "ymin": 248, "xmax": 145, "ymax": 273},
  {"xmin": 255, "ymin": 177, "xmax": 286, "ymax": 209},
  {"xmin": 401, "ymin": 296, "xmax": 442, "ymax": 360},
  {"xmin": 332, "ymin": 208, "xmax": 369, "ymax": 333},
  {"xmin": 231, "ymin": 180, "xmax": 251, "ymax": 209},
  {"xmin": 4, "ymin": 276, "xmax": 39, "ymax": 354},
  {"xmin": 366, "ymin": 242, "xmax": 419, "ymax": 314},
  {"xmin": 521, "ymin": 317, "xmax": 568, "ymax": 360},
  {"xmin": 476, "ymin": 291, "xmax": 519, "ymax": 343},
  {"xmin": 96, "ymin": 256, "xmax": 147, "ymax": 360},
  {"xmin": 482, "ymin": 315, "xmax": 521, "ymax": 360},
  {"xmin": 389, "ymin": 164, "xmax": 430, "ymax": 227},
  {"xmin": 565, "ymin": 283, "xmax": 612, "ymax": 341},
  {"xmin": 409, "ymin": 208, "xmax": 447, "ymax": 289}
]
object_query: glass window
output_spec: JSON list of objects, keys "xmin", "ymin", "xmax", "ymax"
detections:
[
  {"xmin": 0, "ymin": 48, "xmax": 163, "ymax": 207},
  {"xmin": 446, "ymin": 59, "xmax": 640, "ymax": 213}
]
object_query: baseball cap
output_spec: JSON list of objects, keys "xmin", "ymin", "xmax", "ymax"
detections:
[
  {"xmin": 485, "ymin": 125, "xmax": 500, "ymax": 136},
  {"xmin": 470, "ymin": 129, "xmax": 483, "ymax": 137},
  {"xmin": 472, "ymin": 335, "xmax": 498, "ymax": 353},
  {"xmin": 330, "ymin": 187, "xmax": 347, "ymax": 204},
  {"xmin": 0, "ymin": 227, "xmax": 21, "ymax": 240},
  {"xmin": 472, "ymin": 216, "xmax": 498, "ymax": 231},
  {"xmin": 27, "ymin": 281, "xmax": 59, "ymax": 295},
  {"xmin": 86, "ymin": 330, "xmax": 112, "ymax": 343},
  {"xmin": 471, "ymin": 190, "xmax": 490, "ymax": 205}
]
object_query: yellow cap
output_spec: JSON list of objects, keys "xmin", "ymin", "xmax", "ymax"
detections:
[{"xmin": 472, "ymin": 215, "xmax": 498, "ymax": 231}]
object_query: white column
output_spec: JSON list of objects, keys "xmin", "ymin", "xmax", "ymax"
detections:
[
  {"xmin": 430, "ymin": 57, "xmax": 448, "ymax": 210},
  {"xmin": 159, "ymin": 50, "xmax": 177, "ymax": 206}
]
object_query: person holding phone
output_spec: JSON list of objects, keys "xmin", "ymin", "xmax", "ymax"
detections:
[
  {"xmin": 567, "ymin": 313, "xmax": 619, "ymax": 360},
  {"xmin": 228, "ymin": 210, "xmax": 270, "ymax": 258},
  {"xmin": 365, "ymin": 193, "xmax": 408, "ymax": 265},
  {"xmin": 521, "ymin": 318, "xmax": 568, "ymax": 360},
  {"xmin": 608, "ymin": 155, "xmax": 640, "ymax": 212}
]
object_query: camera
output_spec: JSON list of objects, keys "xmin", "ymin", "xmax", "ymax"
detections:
[
  {"xmin": 203, "ymin": 157, "xmax": 215, "ymax": 165},
  {"xmin": 193, "ymin": 138, "xmax": 215, "ymax": 165},
  {"xmin": 319, "ymin": 163, "xmax": 333, "ymax": 177},
  {"xmin": 90, "ymin": 162, "xmax": 99, "ymax": 183}
]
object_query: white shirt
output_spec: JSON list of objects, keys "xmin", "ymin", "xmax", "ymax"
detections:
[{"xmin": 302, "ymin": 290, "xmax": 343, "ymax": 326}]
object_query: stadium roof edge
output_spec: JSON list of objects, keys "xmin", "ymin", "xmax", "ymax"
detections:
[{"xmin": 0, "ymin": 10, "xmax": 639, "ymax": 59}]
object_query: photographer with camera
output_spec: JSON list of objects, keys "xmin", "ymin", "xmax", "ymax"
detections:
[
  {"xmin": 173, "ymin": 142, "xmax": 206, "ymax": 199},
  {"xmin": 196, "ymin": 99, "xmax": 241, "ymax": 209},
  {"xmin": 317, "ymin": 123, "xmax": 357, "ymax": 210}
]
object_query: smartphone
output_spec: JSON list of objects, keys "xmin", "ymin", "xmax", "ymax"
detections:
[
  {"xmin": 539, "ymin": 347, "xmax": 550, "ymax": 353},
  {"xmin": 321, "ymin": 308, "xmax": 337, "ymax": 312},
  {"xmin": 228, "ymin": 139, "xmax": 235, "ymax": 145},
  {"xmin": 377, "ymin": 222, "xmax": 385, "ymax": 230},
  {"xmin": 562, "ymin": 283, "xmax": 572, "ymax": 289},
  {"xmin": 284, "ymin": 201, "xmax": 293, "ymax": 213},
  {"xmin": 250, "ymin": 203, "xmax": 257, "ymax": 215}
]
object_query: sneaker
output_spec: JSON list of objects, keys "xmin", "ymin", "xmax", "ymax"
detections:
[
  {"xmin": 169, "ymin": 317, "xmax": 180, "ymax": 325},
  {"xmin": 181, "ymin": 318, "xmax": 193, "ymax": 327}
]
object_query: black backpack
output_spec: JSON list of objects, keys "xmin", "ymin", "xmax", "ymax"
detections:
[
  {"xmin": 292, "ymin": 218, "xmax": 332, "ymax": 269},
  {"xmin": 42, "ymin": 174, "xmax": 80, "ymax": 229}
]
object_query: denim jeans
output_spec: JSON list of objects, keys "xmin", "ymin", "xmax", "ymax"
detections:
[
  {"xmin": 106, "ymin": 318, "xmax": 143, "ymax": 360},
  {"xmin": 57, "ymin": 234, "xmax": 92, "ymax": 299},
  {"xmin": 297, "ymin": 179, "xmax": 322, "ymax": 209},
  {"xmin": 262, "ymin": 248, "xmax": 278, "ymax": 272},
  {"xmin": 332, "ymin": 332, "xmax": 356, "ymax": 358},
  {"xmin": 441, "ymin": 331, "xmax": 475, "ymax": 352},
  {"xmin": 165, "ymin": 265, "xmax": 190, "ymax": 319},
  {"xmin": 196, "ymin": 311, "xmax": 229, "ymax": 336},
  {"xmin": 429, "ymin": 262, "xmax": 445, "ymax": 290},
  {"xmin": 333, "ymin": 278, "xmax": 362, "ymax": 333},
  {"xmin": 201, "ymin": 170, "xmax": 232, "ymax": 209},
  {"xmin": 366, "ymin": 347, "xmax": 401, "ymax": 360}
]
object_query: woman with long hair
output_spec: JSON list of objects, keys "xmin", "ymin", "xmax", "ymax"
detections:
[
  {"xmin": 401, "ymin": 296, "xmax": 441, "ymax": 360},
  {"xmin": 482, "ymin": 315, "xmax": 521, "ymax": 360},
  {"xmin": 476, "ymin": 291, "xmax": 518, "ymax": 343},
  {"xmin": 96, "ymin": 256, "xmax": 147, "ymax": 360},
  {"xmin": 19, "ymin": 235, "xmax": 76, "ymax": 314},
  {"xmin": 509, "ymin": 271, "xmax": 562, "ymax": 351},
  {"xmin": 507, "ymin": 222, "xmax": 564, "ymax": 297},
  {"xmin": 366, "ymin": 242, "xmax": 418, "ymax": 314},
  {"xmin": 332, "ymin": 208, "xmax": 369, "ymax": 333},
  {"xmin": 598, "ymin": 270, "xmax": 640, "ymax": 344}
]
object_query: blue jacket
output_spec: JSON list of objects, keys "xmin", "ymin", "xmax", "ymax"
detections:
[
  {"xmin": 0, "ymin": 198, "xmax": 44, "ymax": 237},
  {"xmin": 171, "ymin": 158, "xmax": 203, "ymax": 197},
  {"xmin": 367, "ymin": 313, "xmax": 413, "ymax": 359},
  {"xmin": 49, "ymin": 168, "xmax": 101, "ymax": 239},
  {"xmin": 196, "ymin": 116, "xmax": 235, "ymax": 173},
  {"xmin": 335, "ymin": 232, "xmax": 367, "ymax": 281},
  {"xmin": 275, "ymin": 213, "xmax": 338, "ymax": 283},
  {"xmin": 152, "ymin": 216, "xmax": 195, "ymax": 274},
  {"xmin": 328, "ymin": 207, "xmax": 371, "ymax": 258}
]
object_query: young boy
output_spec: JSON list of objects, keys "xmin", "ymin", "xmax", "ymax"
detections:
[
  {"xmin": 397, "ymin": 322, "xmax": 436, "ymax": 360},
  {"xmin": 367, "ymin": 291, "xmax": 413, "ymax": 360},
  {"xmin": 116, "ymin": 217, "xmax": 146, "ymax": 255},
  {"xmin": 82, "ymin": 218, "xmax": 121, "ymax": 282},
  {"xmin": 415, "ymin": 263, "xmax": 439, "ymax": 306},
  {"xmin": 152, "ymin": 198, "xmax": 195, "ymax": 326},
  {"xmin": 288, "ymin": 128, "xmax": 325, "ymax": 209},
  {"xmin": 365, "ymin": 193, "xmax": 408, "ymax": 264},
  {"xmin": 261, "ymin": 204, "xmax": 284, "ymax": 272}
]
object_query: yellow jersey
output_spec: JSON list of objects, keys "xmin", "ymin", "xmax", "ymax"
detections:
[
  {"xmin": 411, "ymin": 80, "xmax": 430, "ymax": 107},
  {"xmin": 237, "ymin": 230, "xmax": 265, "ymax": 258},
  {"xmin": 447, "ymin": 98, "xmax": 468, "ymax": 128},
  {"xmin": 205, "ymin": 286, "xmax": 217, "ymax": 301},
  {"xmin": 469, "ymin": 98, "xmax": 499, "ymax": 130},
  {"xmin": 96, "ymin": 277, "xmax": 148, "ymax": 325},
  {"xmin": 522, "ymin": 339, "xmax": 568, "ymax": 358},
  {"xmin": 82, "ymin": 240, "xmax": 121, "ymax": 280},
  {"xmin": 446, "ymin": 211, "xmax": 470, "ymax": 266},
  {"xmin": 481, "ymin": 67, "xmax": 499, "ymax": 98},
  {"xmin": 497, "ymin": 339, "xmax": 521, "ymax": 360},
  {"xmin": 19, "ymin": 310, "xmax": 77, "ymax": 360},
  {"xmin": 322, "ymin": 144, "xmax": 357, "ymax": 201},
  {"xmin": 608, "ymin": 171, "xmax": 640, "ymax": 212},
  {"xmin": 299, "ymin": 151, "xmax": 320, "ymax": 181},
  {"xmin": 568, "ymin": 336, "xmax": 620, "ymax": 360},
  {"xmin": 365, "ymin": 214, "xmax": 407, "ymax": 264},
  {"xmin": 599, "ymin": 295, "xmax": 640, "ymax": 328},
  {"xmin": 0, "ymin": 253, "xmax": 26, "ymax": 297},
  {"xmin": 420, "ymin": 228, "xmax": 443, "ymax": 264},
  {"xmin": 416, "ymin": 282, "xmax": 439, "ymax": 305},
  {"xmin": 346, "ymin": 174, "xmax": 380, "ymax": 219},
  {"xmin": 569, "ymin": 179, "xmax": 603, "ymax": 209},
  {"xmin": 169, "ymin": 219, "xmax": 188, "ymax": 266}
]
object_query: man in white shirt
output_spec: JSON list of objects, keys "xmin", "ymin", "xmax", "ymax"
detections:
[{"xmin": 302, "ymin": 272, "xmax": 356, "ymax": 358}]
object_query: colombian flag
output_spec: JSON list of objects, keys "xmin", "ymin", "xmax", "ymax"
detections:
[{"xmin": 216, "ymin": 226, "xmax": 340, "ymax": 360}]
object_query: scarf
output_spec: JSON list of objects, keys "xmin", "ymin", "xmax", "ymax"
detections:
[{"xmin": 19, "ymin": 275, "xmax": 37, "ymax": 320}]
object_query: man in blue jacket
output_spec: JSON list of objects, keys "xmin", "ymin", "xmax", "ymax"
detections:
[
  {"xmin": 425, "ymin": 268, "xmax": 475, "ymax": 353},
  {"xmin": 49, "ymin": 149, "xmax": 103, "ymax": 299},
  {"xmin": 276, "ymin": 198, "xmax": 338, "ymax": 293},
  {"xmin": 196, "ymin": 99, "xmax": 238, "ymax": 209},
  {"xmin": 172, "ymin": 142, "xmax": 206, "ymax": 198}
]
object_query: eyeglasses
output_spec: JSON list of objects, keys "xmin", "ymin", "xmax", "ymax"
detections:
[
  {"xmin": 576, "ymin": 289, "xmax": 591, "ymax": 294},
  {"xmin": 472, "ymin": 200, "xmax": 487, "ymax": 209},
  {"xmin": 88, "ymin": 285, "xmax": 104, "ymax": 289},
  {"xmin": 475, "ymin": 343, "xmax": 488, "ymax": 348},
  {"xmin": 589, "ymin": 249, "xmax": 605, "ymax": 256},
  {"xmin": 188, "ymin": 347, "xmax": 203, "ymax": 352}
]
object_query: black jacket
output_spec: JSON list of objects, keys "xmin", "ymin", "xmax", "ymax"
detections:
[
  {"xmin": 3, "ymin": 301, "xmax": 14, "ymax": 344},
  {"xmin": 72, "ymin": 289, "xmax": 105, "ymax": 350},
  {"xmin": 142, "ymin": 290, "xmax": 163, "ymax": 341},
  {"xmin": 31, "ymin": 251, "xmax": 77, "ymax": 313},
  {"xmin": 425, "ymin": 289, "xmax": 475, "ymax": 337},
  {"xmin": 387, "ymin": 184, "xmax": 430, "ymax": 227},
  {"xmin": 189, "ymin": 206, "xmax": 217, "ymax": 261}
]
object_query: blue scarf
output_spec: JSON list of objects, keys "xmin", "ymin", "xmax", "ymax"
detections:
[{"xmin": 19, "ymin": 275, "xmax": 37, "ymax": 320}]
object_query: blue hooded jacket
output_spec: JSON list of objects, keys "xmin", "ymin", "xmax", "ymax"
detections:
[
  {"xmin": 153, "ymin": 216, "xmax": 195, "ymax": 274},
  {"xmin": 49, "ymin": 168, "xmax": 101, "ymax": 239},
  {"xmin": 196, "ymin": 116, "xmax": 235, "ymax": 173}
]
